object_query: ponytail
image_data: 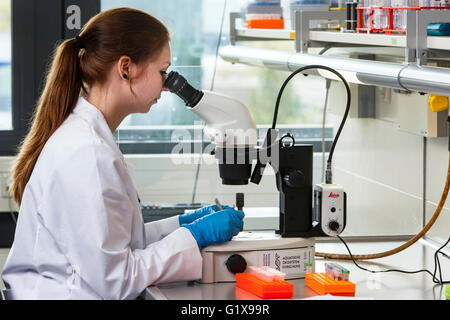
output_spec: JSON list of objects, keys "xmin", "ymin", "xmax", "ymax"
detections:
[{"xmin": 10, "ymin": 38, "xmax": 83, "ymax": 207}]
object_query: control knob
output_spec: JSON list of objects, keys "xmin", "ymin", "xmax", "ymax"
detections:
[
  {"xmin": 328, "ymin": 220, "xmax": 340, "ymax": 231},
  {"xmin": 225, "ymin": 254, "xmax": 247, "ymax": 274},
  {"xmin": 283, "ymin": 170, "xmax": 304, "ymax": 188}
]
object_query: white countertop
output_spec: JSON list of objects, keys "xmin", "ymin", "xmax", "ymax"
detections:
[{"xmin": 145, "ymin": 238, "xmax": 449, "ymax": 300}]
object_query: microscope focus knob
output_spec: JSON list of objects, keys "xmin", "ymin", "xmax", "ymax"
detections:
[
  {"xmin": 283, "ymin": 170, "xmax": 304, "ymax": 188},
  {"xmin": 328, "ymin": 220, "xmax": 340, "ymax": 231},
  {"xmin": 225, "ymin": 254, "xmax": 247, "ymax": 274}
]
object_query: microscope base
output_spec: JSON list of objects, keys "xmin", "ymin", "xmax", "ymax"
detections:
[{"xmin": 199, "ymin": 231, "xmax": 315, "ymax": 284}]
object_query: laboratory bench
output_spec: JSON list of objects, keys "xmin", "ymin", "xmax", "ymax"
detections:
[{"xmin": 145, "ymin": 238, "xmax": 449, "ymax": 300}]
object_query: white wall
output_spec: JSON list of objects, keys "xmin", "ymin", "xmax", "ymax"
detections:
[{"xmin": 326, "ymin": 82, "xmax": 448, "ymax": 241}]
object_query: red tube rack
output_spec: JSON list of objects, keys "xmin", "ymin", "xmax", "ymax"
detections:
[{"xmin": 356, "ymin": 6, "xmax": 450, "ymax": 34}]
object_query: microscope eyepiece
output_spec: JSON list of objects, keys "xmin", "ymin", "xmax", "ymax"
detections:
[{"xmin": 164, "ymin": 71, "xmax": 204, "ymax": 108}]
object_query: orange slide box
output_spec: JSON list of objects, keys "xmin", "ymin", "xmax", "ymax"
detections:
[
  {"xmin": 236, "ymin": 273, "xmax": 294, "ymax": 299},
  {"xmin": 245, "ymin": 19, "xmax": 284, "ymax": 29},
  {"xmin": 305, "ymin": 273, "xmax": 355, "ymax": 297}
]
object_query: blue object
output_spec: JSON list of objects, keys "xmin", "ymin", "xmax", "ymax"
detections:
[
  {"xmin": 248, "ymin": 2, "xmax": 281, "ymax": 6},
  {"xmin": 291, "ymin": 0, "xmax": 329, "ymax": 5},
  {"xmin": 182, "ymin": 208, "xmax": 245, "ymax": 248},
  {"xmin": 427, "ymin": 23, "xmax": 450, "ymax": 36},
  {"xmin": 178, "ymin": 204, "xmax": 232, "ymax": 225}
]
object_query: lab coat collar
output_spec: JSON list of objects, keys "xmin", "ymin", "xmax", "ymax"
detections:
[{"xmin": 73, "ymin": 96, "xmax": 124, "ymax": 161}]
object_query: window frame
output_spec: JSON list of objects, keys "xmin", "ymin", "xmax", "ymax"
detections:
[
  {"xmin": 115, "ymin": 125, "xmax": 334, "ymax": 154},
  {"xmin": 0, "ymin": 0, "xmax": 100, "ymax": 156}
]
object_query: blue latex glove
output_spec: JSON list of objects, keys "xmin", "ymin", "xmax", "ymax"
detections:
[
  {"xmin": 181, "ymin": 208, "xmax": 244, "ymax": 248},
  {"xmin": 178, "ymin": 204, "xmax": 232, "ymax": 225}
]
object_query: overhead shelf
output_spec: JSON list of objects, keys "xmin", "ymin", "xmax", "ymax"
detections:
[
  {"xmin": 235, "ymin": 27, "xmax": 450, "ymax": 51},
  {"xmin": 310, "ymin": 30, "xmax": 450, "ymax": 51},
  {"xmin": 235, "ymin": 27, "xmax": 295, "ymax": 40},
  {"xmin": 231, "ymin": 10, "xmax": 450, "ymax": 64}
]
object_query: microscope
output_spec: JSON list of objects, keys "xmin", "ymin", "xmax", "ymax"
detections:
[{"xmin": 164, "ymin": 71, "xmax": 347, "ymax": 283}]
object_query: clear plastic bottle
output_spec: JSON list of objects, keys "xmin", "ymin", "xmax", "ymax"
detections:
[
  {"xmin": 392, "ymin": 0, "xmax": 408, "ymax": 30},
  {"xmin": 363, "ymin": 0, "xmax": 371, "ymax": 28},
  {"xmin": 430, "ymin": 0, "xmax": 441, "ymax": 8},
  {"xmin": 281, "ymin": 0, "xmax": 292, "ymax": 30},
  {"xmin": 372, "ymin": 0, "xmax": 390, "ymax": 30}
]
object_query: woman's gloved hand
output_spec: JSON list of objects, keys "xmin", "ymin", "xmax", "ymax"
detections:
[
  {"xmin": 178, "ymin": 204, "xmax": 232, "ymax": 225},
  {"xmin": 181, "ymin": 209, "xmax": 244, "ymax": 249}
]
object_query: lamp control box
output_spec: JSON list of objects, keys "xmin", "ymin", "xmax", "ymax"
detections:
[{"xmin": 314, "ymin": 183, "xmax": 347, "ymax": 236}]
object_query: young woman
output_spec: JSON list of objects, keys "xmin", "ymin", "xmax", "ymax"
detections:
[{"xmin": 1, "ymin": 7, "xmax": 244, "ymax": 300}]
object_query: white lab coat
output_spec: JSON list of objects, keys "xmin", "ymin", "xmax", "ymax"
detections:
[{"xmin": 1, "ymin": 97, "xmax": 202, "ymax": 300}]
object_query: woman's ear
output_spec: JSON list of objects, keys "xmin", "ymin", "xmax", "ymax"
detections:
[{"xmin": 117, "ymin": 56, "xmax": 132, "ymax": 80}]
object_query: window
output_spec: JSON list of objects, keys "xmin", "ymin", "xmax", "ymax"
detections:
[
  {"xmin": 101, "ymin": 0, "xmax": 333, "ymax": 154},
  {"xmin": 102, "ymin": 0, "xmax": 229, "ymax": 153},
  {"xmin": 0, "ymin": 0, "xmax": 11, "ymax": 130},
  {"xmin": 0, "ymin": 1, "xmax": 103, "ymax": 155},
  {"xmin": 0, "ymin": 1, "xmax": 332, "ymax": 155},
  {"xmin": 101, "ymin": 0, "xmax": 225, "ymax": 128}
]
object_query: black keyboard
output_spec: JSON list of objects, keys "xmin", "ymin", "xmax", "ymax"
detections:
[{"xmin": 140, "ymin": 202, "xmax": 207, "ymax": 223}]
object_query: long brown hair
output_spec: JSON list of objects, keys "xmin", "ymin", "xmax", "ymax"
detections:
[{"xmin": 10, "ymin": 7, "xmax": 170, "ymax": 207}]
